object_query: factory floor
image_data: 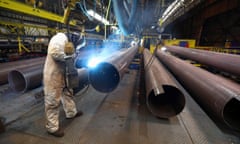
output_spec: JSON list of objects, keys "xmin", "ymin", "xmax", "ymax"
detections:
[{"xmin": 0, "ymin": 68, "xmax": 240, "ymax": 144}]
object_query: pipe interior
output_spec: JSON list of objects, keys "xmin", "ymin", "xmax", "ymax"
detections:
[
  {"xmin": 8, "ymin": 70, "xmax": 26, "ymax": 92},
  {"xmin": 223, "ymin": 98, "xmax": 240, "ymax": 130},
  {"xmin": 89, "ymin": 62, "xmax": 120, "ymax": 93},
  {"xmin": 147, "ymin": 85, "xmax": 185, "ymax": 118}
]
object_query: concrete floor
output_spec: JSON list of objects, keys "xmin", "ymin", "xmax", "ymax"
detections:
[{"xmin": 0, "ymin": 69, "xmax": 240, "ymax": 144}]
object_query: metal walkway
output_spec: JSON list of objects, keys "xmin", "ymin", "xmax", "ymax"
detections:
[{"xmin": 0, "ymin": 69, "xmax": 239, "ymax": 144}]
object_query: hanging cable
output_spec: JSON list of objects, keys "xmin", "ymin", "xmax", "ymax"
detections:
[
  {"xmin": 104, "ymin": 0, "xmax": 111, "ymax": 39},
  {"xmin": 76, "ymin": 1, "xmax": 93, "ymax": 21},
  {"xmin": 112, "ymin": 0, "xmax": 138, "ymax": 35},
  {"xmin": 105, "ymin": 0, "xmax": 111, "ymax": 20}
]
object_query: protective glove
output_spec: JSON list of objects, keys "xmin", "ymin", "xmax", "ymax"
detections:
[{"xmin": 64, "ymin": 42, "xmax": 75, "ymax": 55}]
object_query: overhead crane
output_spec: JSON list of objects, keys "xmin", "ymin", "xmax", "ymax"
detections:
[
  {"xmin": 0, "ymin": 0, "xmax": 82, "ymax": 54},
  {"xmin": 0, "ymin": 0, "xmax": 76, "ymax": 25},
  {"xmin": 0, "ymin": 20, "xmax": 65, "ymax": 37}
]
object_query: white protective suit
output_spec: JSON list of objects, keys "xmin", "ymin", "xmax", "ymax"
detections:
[{"xmin": 43, "ymin": 33, "xmax": 77, "ymax": 133}]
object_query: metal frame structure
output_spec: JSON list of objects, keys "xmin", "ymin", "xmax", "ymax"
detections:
[
  {"xmin": 0, "ymin": 0, "xmax": 76, "ymax": 25},
  {"xmin": 0, "ymin": 0, "xmax": 82, "ymax": 53}
]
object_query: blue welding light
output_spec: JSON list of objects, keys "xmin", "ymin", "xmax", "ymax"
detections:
[
  {"xmin": 87, "ymin": 57, "xmax": 102, "ymax": 68},
  {"xmin": 161, "ymin": 46, "xmax": 167, "ymax": 52}
]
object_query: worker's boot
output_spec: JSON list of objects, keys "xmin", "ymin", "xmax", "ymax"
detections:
[
  {"xmin": 66, "ymin": 111, "xmax": 83, "ymax": 119},
  {"xmin": 74, "ymin": 111, "xmax": 83, "ymax": 118},
  {"xmin": 0, "ymin": 117, "xmax": 6, "ymax": 133},
  {"xmin": 48, "ymin": 128, "xmax": 64, "ymax": 137}
]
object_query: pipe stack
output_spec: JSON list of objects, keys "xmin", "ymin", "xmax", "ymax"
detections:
[
  {"xmin": 156, "ymin": 49, "xmax": 240, "ymax": 131},
  {"xmin": 8, "ymin": 63, "xmax": 89, "ymax": 94},
  {"xmin": 8, "ymin": 65, "xmax": 44, "ymax": 93},
  {"xmin": 165, "ymin": 45, "xmax": 240, "ymax": 76},
  {"xmin": 143, "ymin": 49, "xmax": 185, "ymax": 118},
  {"xmin": 0, "ymin": 57, "xmax": 45, "ymax": 85}
]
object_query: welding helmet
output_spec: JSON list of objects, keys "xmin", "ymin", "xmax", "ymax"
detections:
[{"xmin": 67, "ymin": 32, "xmax": 84, "ymax": 49}]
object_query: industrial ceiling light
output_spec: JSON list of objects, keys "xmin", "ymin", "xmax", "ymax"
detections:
[
  {"xmin": 160, "ymin": 0, "xmax": 199, "ymax": 27},
  {"xmin": 151, "ymin": 25, "xmax": 155, "ymax": 29},
  {"xmin": 87, "ymin": 9, "xmax": 110, "ymax": 25},
  {"xmin": 161, "ymin": 0, "xmax": 179, "ymax": 23}
]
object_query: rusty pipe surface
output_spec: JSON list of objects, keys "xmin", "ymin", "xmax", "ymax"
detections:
[
  {"xmin": 156, "ymin": 49, "xmax": 240, "ymax": 130},
  {"xmin": 89, "ymin": 45, "xmax": 138, "ymax": 93},
  {"xmin": 8, "ymin": 65, "xmax": 44, "ymax": 93},
  {"xmin": 143, "ymin": 49, "xmax": 185, "ymax": 118},
  {"xmin": 0, "ymin": 57, "xmax": 45, "ymax": 85},
  {"xmin": 165, "ymin": 45, "xmax": 240, "ymax": 77}
]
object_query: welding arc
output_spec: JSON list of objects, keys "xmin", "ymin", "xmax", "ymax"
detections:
[
  {"xmin": 156, "ymin": 49, "xmax": 240, "ymax": 131},
  {"xmin": 143, "ymin": 49, "xmax": 185, "ymax": 118},
  {"xmin": 89, "ymin": 46, "xmax": 138, "ymax": 93}
]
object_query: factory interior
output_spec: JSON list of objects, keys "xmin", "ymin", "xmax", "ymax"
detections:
[{"xmin": 1, "ymin": 0, "xmax": 240, "ymax": 143}]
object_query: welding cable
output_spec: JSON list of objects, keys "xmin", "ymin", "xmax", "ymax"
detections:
[
  {"xmin": 76, "ymin": 1, "xmax": 93, "ymax": 21},
  {"xmin": 93, "ymin": 0, "xmax": 96, "ymax": 14},
  {"xmin": 85, "ymin": 27, "xmax": 97, "ymax": 32},
  {"xmin": 74, "ymin": 83, "xmax": 90, "ymax": 98},
  {"xmin": 104, "ymin": 0, "xmax": 111, "ymax": 39},
  {"xmin": 112, "ymin": 0, "xmax": 138, "ymax": 35},
  {"xmin": 82, "ymin": 0, "xmax": 90, "ymax": 17},
  {"xmin": 76, "ymin": 36, "xmax": 86, "ymax": 51},
  {"xmin": 61, "ymin": 0, "xmax": 67, "ymax": 9},
  {"xmin": 105, "ymin": 0, "xmax": 111, "ymax": 21}
]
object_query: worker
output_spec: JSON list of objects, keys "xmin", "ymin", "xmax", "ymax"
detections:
[{"xmin": 43, "ymin": 32, "xmax": 83, "ymax": 137}]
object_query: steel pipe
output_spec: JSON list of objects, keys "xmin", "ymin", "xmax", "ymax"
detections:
[
  {"xmin": 156, "ymin": 49, "xmax": 240, "ymax": 131},
  {"xmin": 8, "ymin": 62, "xmax": 89, "ymax": 94},
  {"xmin": 165, "ymin": 45, "xmax": 240, "ymax": 77},
  {"xmin": 0, "ymin": 57, "xmax": 44, "ymax": 67},
  {"xmin": 88, "ymin": 45, "xmax": 138, "ymax": 93},
  {"xmin": 8, "ymin": 65, "xmax": 44, "ymax": 93},
  {"xmin": 0, "ymin": 57, "xmax": 45, "ymax": 85},
  {"xmin": 73, "ymin": 68, "xmax": 89, "ymax": 94},
  {"xmin": 143, "ymin": 49, "xmax": 185, "ymax": 118}
]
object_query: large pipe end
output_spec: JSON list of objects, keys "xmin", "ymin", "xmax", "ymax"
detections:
[
  {"xmin": 89, "ymin": 62, "xmax": 120, "ymax": 93},
  {"xmin": 223, "ymin": 98, "xmax": 240, "ymax": 131},
  {"xmin": 8, "ymin": 70, "xmax": 27, "ymax": 93},
  {"xmin": 147, "ymin": 85, "xmax": 185, "ymax": 118}
]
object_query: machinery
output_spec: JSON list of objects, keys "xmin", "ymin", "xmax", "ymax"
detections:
[{"xmin": 1, "ymin": 0, "xmax": 240, "ymax": 143}]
